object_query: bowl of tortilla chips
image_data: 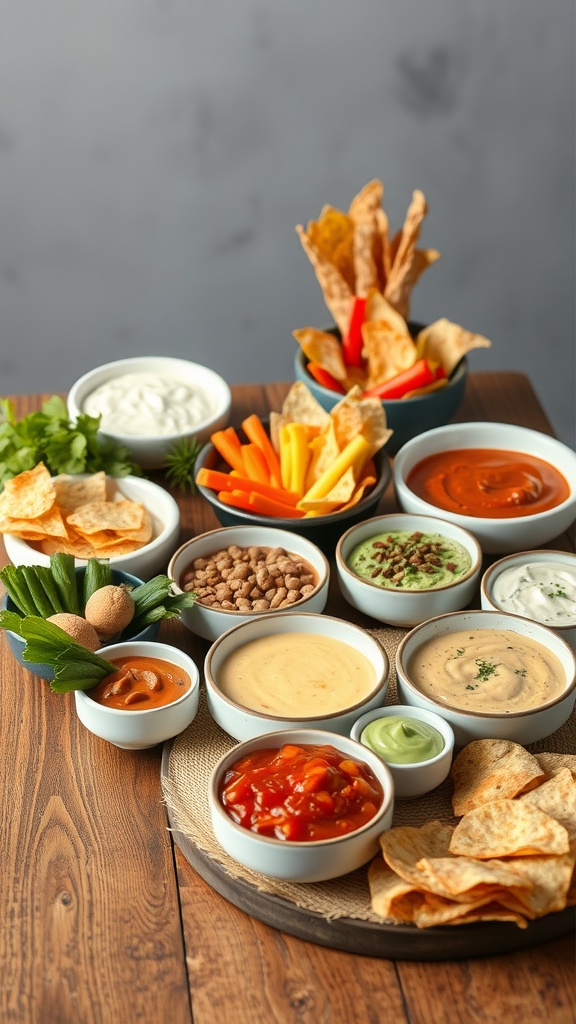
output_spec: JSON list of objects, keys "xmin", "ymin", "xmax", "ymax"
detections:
[
  {"xmin": 293, "ymin": 179, "xmax": 491, "ymax": 453},
  {"xmin": 194, "ymin": 383, "xmax": 393, "ymax": 554},
  {"xmin": 0, "ymin": 464, "xmax": 180, "ymax": 580}
]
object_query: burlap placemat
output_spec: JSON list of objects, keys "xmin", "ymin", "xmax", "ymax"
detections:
[{"xmin": 161, "ymin": 625, "xmax": 576, "ymax": 924}]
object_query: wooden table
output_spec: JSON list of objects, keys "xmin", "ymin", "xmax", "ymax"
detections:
[{"xmin": 1, "ymin": 374, "xmax": 575, "ymax": 1024}]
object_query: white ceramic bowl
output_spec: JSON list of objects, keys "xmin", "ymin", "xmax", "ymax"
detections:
[
  {"xmin": 67, "ymin": 356, "xmax": 232, "ymax": 469},
  {"xmin": 395, "ymin": 609, "xmax": 576, "ymax": 747},
  {"xmin": 336, "ymin": 513, "xmax": 482, "ymax": 627},
  {"xmin": 3, "ymin": 474, "xmax": 181, "ymax": 580},
  {"xmin": 481, "ymin": 549, "xmax": 576, "ymax": 651},
  {"xmin": 393, "ymin": 421, "xmax": 576, "ymax": 553},
  {"xmin": 74, "ymin": 640, "xmax": 200, "ymax": 749},
  {"xmin": 208, "ymin": 728, "xmax": 395, "ymax": 882},
  {"xmin": 350, "ymin": 705, "xmax": 455, "ymax": 799},
  {"xmin": 168, "ymin": 525, "xmax": 330, "ymax": 642},
  {"xmin": 204, "ymin": 611, "xmax": 389, "ymax": 741}
]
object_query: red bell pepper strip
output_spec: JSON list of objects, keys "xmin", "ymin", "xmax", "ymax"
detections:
[
  {"xmin": 362, "ymin": 358, "xmax": 441, "ymax": 400},
  {"xmin": 306, "ymin": 361, "xmax": 346, "ymax": 394},
  {"xmin": 341, "ymin": 296, "xmax": 367, "ymax": 368}
]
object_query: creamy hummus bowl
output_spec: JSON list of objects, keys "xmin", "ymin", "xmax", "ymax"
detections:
[
  {"xmin": 167, "ymin": 525, "xmax": 330, "ymax": 642},
  {"xmin": 204, "ymin": 612, "xmax": 390, "ymax": 742},
  {"xmin": 481, "ymin": 549, "xmax": 576, "ymax": 652},
  {"xmin": 335, "ymin": 513, "xmax": 482, "ymax": 628},
  {"xmin": 67, "ymin": 356, "xmax": 232, "ymax": 469},
  {"xmin": 393, "ymin": 421, "xmax": 576, "ymax": 554},
  {"xmin": 208, "ymin": 728, "xmax": 394, "ymax": 882},
  {"xmin": 395, "ymin": 609, "xmax": 576, "ymax": 747}
]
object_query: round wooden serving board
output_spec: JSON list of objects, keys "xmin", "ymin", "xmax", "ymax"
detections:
[{"xmin": 160, "ymin": 727, "xmax": 576, "ymax": 962}]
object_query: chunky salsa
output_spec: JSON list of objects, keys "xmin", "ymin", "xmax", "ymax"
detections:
[
  {"xmin": 407, "ymin": 448, "xmax": 570, "ymax": 519},
  {"xmin": 219, "ymin": 742, "xmax": 383, "ymax": 841}
]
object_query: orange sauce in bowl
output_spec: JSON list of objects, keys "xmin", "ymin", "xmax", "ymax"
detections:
[
  {"xmin": 407, "ymin": 448, "xmax": 570, "ymax": 519},
  {"xmin": 89, "ymin": 656, "xmax": 191, "ymax": 710}
]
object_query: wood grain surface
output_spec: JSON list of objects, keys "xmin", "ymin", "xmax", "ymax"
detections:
[{"xmin": 0, "ymin": 374, "xmax": 574, "ymax": 1024}]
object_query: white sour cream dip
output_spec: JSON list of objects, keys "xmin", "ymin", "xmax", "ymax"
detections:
[
  {"xmin": 82, "ymin": 372, "xmax": 215, "ymax": 437},
  {"xmin": 492, "ymin": 562, "xmax": 576, "ymax": 627}
]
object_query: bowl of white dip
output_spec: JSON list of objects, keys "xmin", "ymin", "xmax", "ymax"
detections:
[
  {"xmin": 67, "ymin": 357, "xmax": 232, "ymax": 469},
  {"xmin": 481, "ymin": 550, "xmax": 576, "ymax": 651},
  {"xmin": 395, "ymin": 609, "xmax": 576, "ymax": 747},
  {"xmin": 204, "ymin": 611, "xmax": 390, "ymax": 741}
]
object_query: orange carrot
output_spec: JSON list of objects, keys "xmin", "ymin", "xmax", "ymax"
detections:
[
  {"xmin": 196, "ymin": 468, "xmax": 301, "ymax": 506},
  {"xmin": 218, "ymin": 490, "xmax": 306, "ymax": 519},
  {"xmin": 241, "ymin": 443, "xmax": 270, "ymax": 485},
  {"xmin": 241, "ymin": 414, "xmax": 282, "ymax": 487},
  {"xmin": 210, "ymin": 430, "xmax": 246, "ymax": 474}
]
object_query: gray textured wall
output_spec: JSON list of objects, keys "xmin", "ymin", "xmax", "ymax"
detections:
[{"xmin": 1, "ymin": 1, "xmax": 574, "ymax": 445}]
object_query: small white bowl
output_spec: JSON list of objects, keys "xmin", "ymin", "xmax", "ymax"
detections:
[
  {"xmin": 393, "ymin": 421, "xmax": 576, "ymax": 553},
  {"xmin": 204, "ymin": 611, "xmax": 389, "ymax": 741},
  {"xmin": 74, "ymin": 640, "xmax": 200, "ymax": 749},
  {"xmin": 481, "ymin": 549, "xmax": 576, "ymax": 651},
  {"xmin": 350, "ymin": 705, "xmax": 455, "ymax": 799},
  {"xmin": 3, "ymin": 474, "xmax": 180, "ymax": 581},
  {"xmin": 336, "ymin": 513, "xmax": 482, "ymax": 627},
  {"xmin": 168, "ymin": 526, "xmax": 330, "ymax": 642},
  {"xmin": 395, "ymin": 609, "xmax": 576, "ymax": 747},
  {"xmin": 67, "ymin": 356, "xmax": 232, "ymax": 469},
  {"xmin": 208, "ymin": 728, "xmax": 395, "ymax": 882}
]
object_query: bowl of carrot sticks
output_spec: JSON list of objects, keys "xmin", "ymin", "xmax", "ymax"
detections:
[{"xmin": 193, "ymin": 386, "xmax": 393, "ymax": 554}]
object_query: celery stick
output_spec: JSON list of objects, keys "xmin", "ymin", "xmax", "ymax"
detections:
[
  {"xmin": 0, "ymin": 565, "xmax": 39, "ymax": 616},
  {"xmin": 82, "ymin": 558, "xmax": 112, "ymax": 612},
  {"xmin": 34, "ymin": 567, "xmax": 65, "ymax": 615},
  {"xmin": 20, "ymin": 566, "xmax": 55, "ymax": 618},
  {"xmin": 49, "ymin": 553, "xmax": 79, "ymax": 614}
]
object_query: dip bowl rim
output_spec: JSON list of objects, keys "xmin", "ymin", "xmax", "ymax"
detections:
[
  {"xmin": 208, "ymin": 727, "xmax": 395, "ymax": 849},
  {"xmin": 395, "ymin": 608, "xmax": 576, "ymax": 721},
  {"xmin": 481, "ymin": 548, "xmax": 576, "ymax": 637},
  {"xmin": 204, "ymin": 611, "xmax": 390, "ymax": 727}
]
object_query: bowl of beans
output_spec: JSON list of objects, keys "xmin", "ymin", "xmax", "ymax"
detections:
[{"xmin": 167, "ymin": 526, "xmax": 330, "ymax": 642}]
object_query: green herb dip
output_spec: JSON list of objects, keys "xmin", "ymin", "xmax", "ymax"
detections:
[
  {"xmin": 347, "ymin": 530, "xmax": 472, "ymax": 590},
  {"xmin": 361, "ymin": 716, "xmax": 445, "ymax": 764}
]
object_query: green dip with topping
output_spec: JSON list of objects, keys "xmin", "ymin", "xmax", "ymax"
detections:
[
  {"xmin": 347, "ymin": 530, "xmax": 472, "ymax": 590},
  {"xmin": 361, "ymin": 716, "xmax": 445, "ymax": 764}
]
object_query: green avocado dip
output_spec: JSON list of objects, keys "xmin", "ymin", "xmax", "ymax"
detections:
[
  {"xmin": 361, "ymin": 716, "xmax": 445, "ymax": 764},
  {"xmin": 347, "ymin": 530, "xmax": 472, "ymax": 590}
]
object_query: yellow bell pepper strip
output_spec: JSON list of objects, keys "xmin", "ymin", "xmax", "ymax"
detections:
[
  {"xmin": 306, "ymin": 362, "xmax": 346, "ymax": 394},
  {"xmin": 286, "ymin": 422, "xmax": 311, "ymax": 497},
  {"xmin": 362, "ymin": 359, "xmax": 445, "ymax": 400},
  {"xmin": 341, "ymin": 296, "xmax": 367, "ymax": 368},
  {"xmin": 300, "ymin": 434, "xmax": 373, "ymax": 503},
  {"xmin": 279, "ymin": 424, "xmax": 293, "ymax": 490}
]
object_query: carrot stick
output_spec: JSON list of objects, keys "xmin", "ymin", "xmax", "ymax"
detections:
[
  {"xmin": 210, "ymin": 430, "xmax": 246, "ymax": 474},
  {"xmin": 218, "ymin": 490, "xmax": 306, "ymax": 519},
  {"xmin": 241, "ymin": 414, "xmax": 282, "ymax": 487},
  {"xmin": 196, "ymin": 468, "xmax": 301, "ymax": 506},
  {"xmin": 241, "ymin": 443, "xmax": 270, "ymax": 485}
]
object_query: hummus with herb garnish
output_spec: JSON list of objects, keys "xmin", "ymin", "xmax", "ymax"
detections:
[
  {"xmin": 407, "ymin": 629, "xmax": 566, "ymax": 713},
  {"xmin": 346, "ymin": 530, "xmax": 471, "ymax": 590},
  {"xmin": 492, "ymin": 562, "xmax": 576, "ymax": 627}
]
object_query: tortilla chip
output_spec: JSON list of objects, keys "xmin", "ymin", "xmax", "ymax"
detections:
[
  {"xmin": 498, "ymin": 850, "xmax": 576, "ymax": 918},
  {"xmin": 293, "ymin": 328, "xmax": 348, "ymax": 382},
  {"xmin": 519, "ymin": 769, "xmax": 576, "ymax": 840},
  {"xmin": 413, "ymin": 895, "xmax": 528, "ymax": 930},
  {"xmin": 329, "ymin": 387, "xmax": 391, "ymax": 450},
  {"xmin": 450, "ymin": 739, "xmax": 546, "ymax": 816},
  {"xmin": 449, "ymin": 799, "xmax": 570, "ymax": 859},
  {"xmin": 38, "ymin": 528, "xmax": 100, "ymax": 559},
  {"xmin": 362, "ymin": 319, "xmax": 417, "ymax": 387},
  {"xmin": 368, "ymin": 855, "xmax": 424, "ymax": 923},
  {"xmin": 348, "ymin": 179, "xmax": 383, "ymax": 296},
  {"xmin": 534, "ymin": 752, "xmax": 576, "ymax": 779},
  {"xmin": 384, "ymin": 190, "xmax": 430, "ymax": 319},
  {"xmin": 281, "ymin": 382, "xmax": 331, "ymax": 429},
  {"xmin": 55, "ymin": 472, "xmax": 107, "ymax": 512},
  {"xmin": 0, "ymin": 462, "xmax": 55, "ymax": 520},
  {"xmin": 416, "ymin": 318, "xmax": 492, "ymax": 377},
  {"xmin": 295, "ymin": 224, "xmax": 354, "ymax": 336},
  {"xmin": 308, "ymin": 206, "xmax": 355, "ymax": 290},
  {"xmin": 379, "ymin": 820, "xmax": 455, "ymax": 886},
  {"xmin": 66, "ymin": 500, "xmax": 144, "ymax": 535},
  {"xmin": 0, "ymin": 504, "xmax": 69, "ymax": 539}
]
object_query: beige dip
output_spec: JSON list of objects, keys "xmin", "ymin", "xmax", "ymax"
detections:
[
  {"xmin": 217, "ymin": 633, "xmax": 377, "ymax": 716},
  {"xmin": 408, "ymin": 628, "xmax": 565, "ymax": 713}
]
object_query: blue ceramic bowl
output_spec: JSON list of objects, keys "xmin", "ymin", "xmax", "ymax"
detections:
[
  {"xmin": 294, "ymin": 346, "xmax": 468, "ymax": 456},
  {"xmin": 195, "ymin": 427, "xmax": 392, "ymax": 556},
  {"xmin": 2, "ymin": 567, "xmax": 160, "ymax": 681}
]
